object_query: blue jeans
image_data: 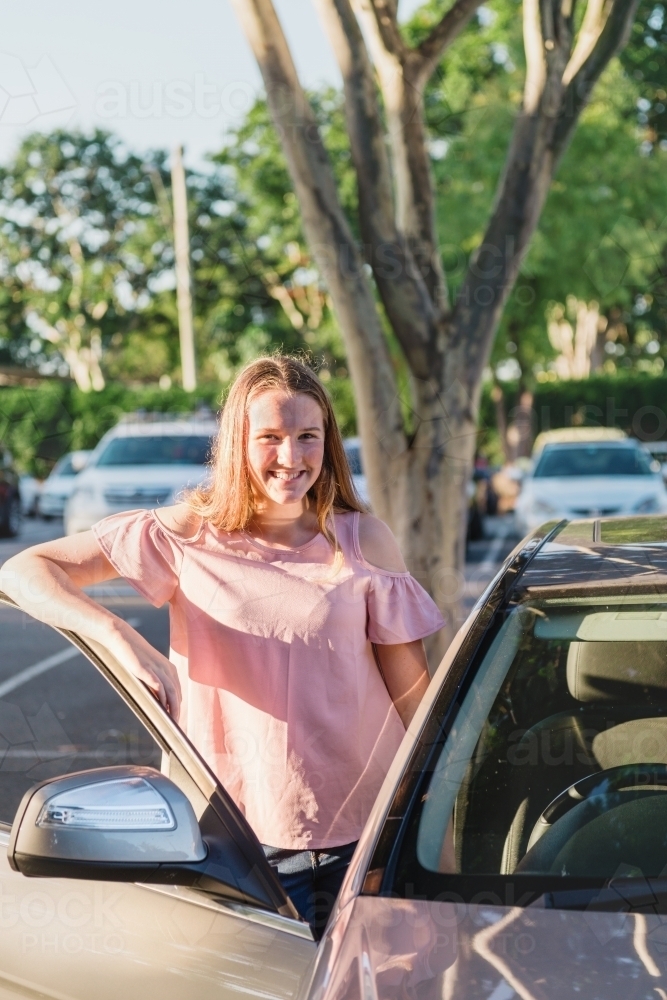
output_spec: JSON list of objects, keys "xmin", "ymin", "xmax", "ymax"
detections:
[{"xmin": 262, "ymin": 841, "xmax": 358, "ymax": 938}]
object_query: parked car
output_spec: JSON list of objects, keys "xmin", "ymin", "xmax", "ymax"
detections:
[
  {"xmin": 515, "ymin": 437, "xmax": 667, "ymax": 534},
  {"xmin": 38, "ymin": 450, "xmax": 92, "ymax": 520},
  {"xmin": 343, "ymin": 436, "xmax": 370, "ymax": 505},
  {"xmin": 2, "ymin": 515, "xmax": 667, "ymax": 996},
  {"xmin": 18, "ymin": 475, "xmax": 41, "ymax": 517},
  {"xmin": 532, "ymin": 425, "xmax": 627, "ymax": 456},
  {"xmin": 0, "ymin": 451, "xmax": 20, "ymax": 537},
  {"xmin": 65, "ymin": 413, "xmax": 217, "ymax": 535}
]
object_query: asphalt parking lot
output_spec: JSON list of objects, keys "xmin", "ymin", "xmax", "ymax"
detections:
[{"xmin": 0, "ymin": 518, "xmax": 168, "ymax": 821}]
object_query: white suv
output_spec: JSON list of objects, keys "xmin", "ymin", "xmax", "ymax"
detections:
[{"xmin": 64, "ymin": 412, "xmax": 217, "ymax": 535}]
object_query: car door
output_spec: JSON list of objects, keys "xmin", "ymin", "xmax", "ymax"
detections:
[{"xmin": 0, "ymin": 598, "xmax": 316, "ymax": 1000}]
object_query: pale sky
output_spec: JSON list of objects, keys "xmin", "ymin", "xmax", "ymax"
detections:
[{"xmin": 0, "ymin": 0, "xmax": 424, "ymax": 168}]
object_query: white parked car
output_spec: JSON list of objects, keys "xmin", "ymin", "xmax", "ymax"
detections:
[
  {"xmin": 38, "ymin": 450, "xmax": 92, "ymax": 519},
  {"xmin": 65, "ymin": 414, "xmax": 216, "ymax": 535},
  {"xmin": 515, "ymin": 438, "xmax": 667, "ymax": 534}
]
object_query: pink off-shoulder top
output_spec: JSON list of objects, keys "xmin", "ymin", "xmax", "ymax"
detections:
[{"xmin": 92, "ymin": 509, "xmax": 444, "ymax": 850}]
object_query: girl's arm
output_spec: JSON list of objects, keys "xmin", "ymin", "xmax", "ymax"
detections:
[
  {"xmin": 1, "ymin": 530, "xmax": 181, "ymax": 719},
  {"xmin": 358, "ymin": 514, "xmax": 432, "ymax": 728},
  {"xmin": 375, "ymin": 639, "xmax": 431, "ymax": 729}
]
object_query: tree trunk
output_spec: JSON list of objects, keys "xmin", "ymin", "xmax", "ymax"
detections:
[
  {"xmin": 391, "ymin": 364, "xmax": 478, "ymax": 659},
  {"xmin": 231, "ymin": 0, "xmax": 641, "ymax": 666}
]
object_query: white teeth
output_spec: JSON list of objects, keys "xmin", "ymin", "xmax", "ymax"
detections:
[{"xmin": 271, "ymin": 471, "xmax": 303, "ymax": 481}]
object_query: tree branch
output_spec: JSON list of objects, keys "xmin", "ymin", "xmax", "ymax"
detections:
[
  {"xmin": 353, "ymin": 0, "xmax": 407, "ymax": 60},
  {"xmin": 229, "ymin": 0, "xmax": 406, "ymax": 518},
  {"xmin": 523, "ymin": 0, "xmax": 547, "ymax": 113},
  {"xmin": 451, "ymin": 0, "xmax": 639, "ymax": 394},
  {"xmin": 314, "ymin": 0, "xmax": 440, "ymax": 376},
  {"xmin": 563, "ymin": 0, "xmax": 610, "ymax": 85},
  {"xmin": 314, "ymin": 0, "xmax": 395, "ymax": 239},
  {"xmin": 352, "ymin": 0, "xmax": 450, "ymax": 313},
  {"xmin": 412, "ymin": 0, "xmax": 486, "ymax": 88},
  {"xmin": 553, "ymin": 0, "xmax": 640, "ymax": 160}
]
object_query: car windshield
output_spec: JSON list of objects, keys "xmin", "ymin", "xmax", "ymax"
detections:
[
  {"xmin": 96, "ymin": 436, "xmax": 212, "ymax": 467},
  {"xmin": 50, "ymin": 455, "xmax": 77, "ymax": 477},
  {"xmin": 397, "ymin": 593, "xmax": 667, "ymax": 904},
  {"xmin": 533, "ymin": 445, "xmax": 653, "ymax": 477}
]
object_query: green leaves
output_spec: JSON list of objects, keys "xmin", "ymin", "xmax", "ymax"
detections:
[{"xmin": 0, "ymin": 130, "xmax": 175, "ymax": 387}]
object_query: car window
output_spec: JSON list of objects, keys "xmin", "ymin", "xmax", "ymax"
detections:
[
  {"xmin": 95, "ymin": 435, "xmax": 212, "ymax": 467},
  {"xmin": 533, "ymin": 445, "xmax": 653, "ymax": 477},
  {"xmin": 345, "ymin": 445, "xmax": 363, "ymax": 477},
  {"xmin": 50, "ymin": 455, "xmax": 76, "ymax": 477},
  {"xmin": 0, "ymin": 604, "xmax": 161, "ymax": 826},
  {"xmin": 391, "ymin": 594, "xmax": 667, "ymax": 907}
]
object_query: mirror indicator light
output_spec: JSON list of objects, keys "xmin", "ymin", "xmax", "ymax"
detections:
[{"xmin": 36, "ymin": 777, "xmax": 176, "ymax": 832}]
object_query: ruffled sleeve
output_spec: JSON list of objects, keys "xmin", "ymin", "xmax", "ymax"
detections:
[
  {"xmin": 92, "ymin": 509, "xmax": 183, "ymax": 608},
  {"xmin": 367, "ymin": 570, "xmax": 446, "ymax": 645}
]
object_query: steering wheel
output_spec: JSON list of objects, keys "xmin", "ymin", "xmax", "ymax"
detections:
[{"xmin": 515, "ymin": 764, "xmax": 667, "ymax": 877}]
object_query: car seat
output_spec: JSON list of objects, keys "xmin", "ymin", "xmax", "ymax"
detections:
[{"xmin": 500, "ymin": 639, "xmax": 667, "ymax": 874}]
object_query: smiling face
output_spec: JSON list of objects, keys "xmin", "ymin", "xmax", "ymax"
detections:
[{"xmin": 246, "ymin": 389, "xmax": 326, "ymax": 509}]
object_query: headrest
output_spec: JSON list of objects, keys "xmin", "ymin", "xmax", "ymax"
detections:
[{"xmin": 567, "ymin": 641, "xmax": 667, "ymax": 703}]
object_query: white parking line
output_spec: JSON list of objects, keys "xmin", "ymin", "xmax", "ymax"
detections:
[{"xmin": 0, "ymin": 617, "xmax": 141, "ymax": 698}]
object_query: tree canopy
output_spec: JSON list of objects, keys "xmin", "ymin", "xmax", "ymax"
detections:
[{"xmin": 0, "ymin": 3, "xmax": 664, "ymax": 406}]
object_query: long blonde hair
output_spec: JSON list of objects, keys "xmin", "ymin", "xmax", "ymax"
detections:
[{"xmin": 187, "ymin": 355, "xmax": 366, "ymax": 544}]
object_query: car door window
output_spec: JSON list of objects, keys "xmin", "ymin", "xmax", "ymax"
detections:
[
  {"xmin": 0, "ymin": 603, "xmax": 161, "ymax": 826},
  {"xmin": 385, "ymin": 595, "xmax": 667, "ymax": 911}
]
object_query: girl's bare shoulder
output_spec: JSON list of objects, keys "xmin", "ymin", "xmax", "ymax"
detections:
[
  {"xmin": 357, "ymin": 513, "xmax": 407, "ymax": 573},
  {"xmin": 153, "ymin": 503, "xmax": 203, "ymax": 539}
]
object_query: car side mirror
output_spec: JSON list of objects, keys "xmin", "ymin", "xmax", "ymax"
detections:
[{"xmin": 8, "ymin": 766, "xmax": 207, "ymax": 882}]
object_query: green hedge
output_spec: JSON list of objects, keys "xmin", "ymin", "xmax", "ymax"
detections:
[
  {"xmin": 0, "ymin": 374, "xmax": 357, "ymax": 478},
  {"xmin": 0, "ymin": 383, "xmax": 221, "ymax": 478},
  {"xmin": 11, "ymin": 371, "xmax": 657, "ymax": 478},
  {"xmin": 480, "ymin": 373, "xmax": 667, "ymax": 446}
]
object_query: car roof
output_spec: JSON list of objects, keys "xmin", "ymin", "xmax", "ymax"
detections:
[
  {"xmin": 539, "ymin": 438, "xmax": 639, "ymax": 452},
  {"xmin": 103, "ymin": 419, "xmax": 218, "ymax": 439},
  {"xmin": 532, "ymin": 427, "xmax": 626, "ymax": 454},
  {"xmin": 516, "ymin": 516, "xmax": 667, "ymax": 600}
]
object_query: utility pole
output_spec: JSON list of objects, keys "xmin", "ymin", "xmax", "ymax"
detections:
[{"xmin": 171, "ymin": 145, "xmax": 197, "ymax": 392}]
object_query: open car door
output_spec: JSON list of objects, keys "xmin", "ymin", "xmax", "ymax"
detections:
[{"xmin": 0, "ymin": 595, "xmax": 316, "ymax": 1000}]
